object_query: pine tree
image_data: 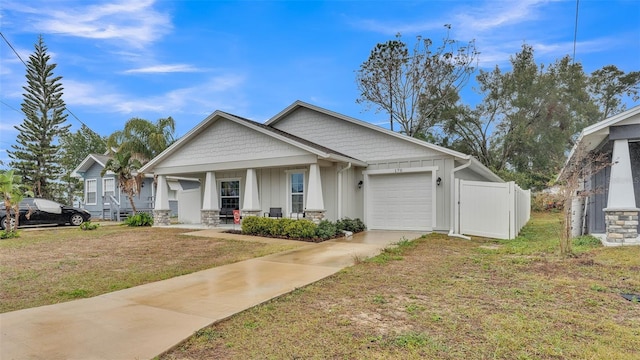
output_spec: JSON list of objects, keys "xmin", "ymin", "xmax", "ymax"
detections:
[{"xmin": 9, "ymin": 35, "xmax": 70, "ymax": 198}]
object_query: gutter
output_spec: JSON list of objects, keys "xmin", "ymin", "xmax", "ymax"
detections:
[
  {"xmin": 337, "ymin": 162, "xmax": 352, "ymax": 219},
  {"xmin": 448, "ymin": 159, "xmax": 472, "ymax": 240}
]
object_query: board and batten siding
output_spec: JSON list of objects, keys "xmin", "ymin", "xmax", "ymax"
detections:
[
  {"xmin": 272, "ymin": 107, "xmax": 441, "ymax": 162},
  {"xmin": 160, "ymin": 119, "xmax": 309, "ymax": 169}
]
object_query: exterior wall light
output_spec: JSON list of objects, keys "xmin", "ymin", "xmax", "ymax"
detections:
[
  {"xmin": 436, "ymin": 177, "xmax": 442, "ymax": 186},
  {"xmin": 357, "ymin": 180, "xmax": 363, "ymax": 189}
]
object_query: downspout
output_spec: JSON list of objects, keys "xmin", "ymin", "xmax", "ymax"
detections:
[
  {"xmin": 449, "ymin": 159, "xmax": 472, "ymax": 240},
  {"xmin": 337, "ymin": 162, "xmax": 352, "ymax": 219}
]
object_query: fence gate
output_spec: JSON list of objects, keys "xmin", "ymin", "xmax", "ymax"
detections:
[{"xmin": 456, "ymin": 179, "xmax": 531, "ymax": 240}]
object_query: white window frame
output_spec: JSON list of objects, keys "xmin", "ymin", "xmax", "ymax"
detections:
[
  {"xmin": 103, "ymin": 177, "xmax": 115, "ymax": 204},
  {"xmin": 218, "ymin": 178, "xmax": 241, "ymax": 210},
  {"xmin": 286, "ymin": 170, "xmax": 306, "ymax": 217},
  {"xmin": 85, "ymin": 179, "xmax": 97, "ymax": 205}
]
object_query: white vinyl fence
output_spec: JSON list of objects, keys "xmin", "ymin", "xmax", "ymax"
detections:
[{"xmin": 455, "ymin": 179, "xmax": 531, "ymax": 240}]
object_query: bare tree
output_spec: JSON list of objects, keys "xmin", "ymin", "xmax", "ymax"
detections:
[
  {"xmin": 557, "ymin": 144, "xmax": 610, "ymax": 256},
  {"xmin": 356, "ymin": 25, "xmax": 478, "ymax": 137}
]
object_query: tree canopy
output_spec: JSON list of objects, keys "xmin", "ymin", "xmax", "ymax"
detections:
[
  {"xmin": 356, "ymin": 26, "xmax": 478, "ymax": 137},
  {"xmin": 8, "ymin": 35, "xmax": 70, "ymax": 198}
]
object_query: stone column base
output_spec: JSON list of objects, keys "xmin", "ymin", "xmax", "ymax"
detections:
[
  {"xmin": 201, "ymin": 209, "xmax": 220, "ymax": 227},
  {"xmin": 153, "ymin": 210, "xmax": 170, "ymax": 227},
  {"xmin": 304, "ymin": 210, "xmax": 325, "ymax": 224},
  {"xmin": 604, "ymin": 209, "xmax": 639, "ymax": 244}
]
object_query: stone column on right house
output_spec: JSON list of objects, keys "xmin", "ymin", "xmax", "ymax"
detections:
[{"xmin": 603, "ymin": 139, "xmax": 639, "ymax": 245}]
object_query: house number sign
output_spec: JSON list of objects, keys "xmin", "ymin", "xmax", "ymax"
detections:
[{"xmin": 394, "ymin": 168, "xmax": 403, "ymax": 173}]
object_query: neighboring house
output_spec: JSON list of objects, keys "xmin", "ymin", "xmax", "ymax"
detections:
[
  {"xmin": 72, "ymin": 153, "xmax": 199, "ymax": 220},
  {"xmin": 140, "ymin": 101, "xmax": 530, "ymax": 238},
  {"xmin": 563, "ymin": 105, "xmax": 640, "ymax": 246}
]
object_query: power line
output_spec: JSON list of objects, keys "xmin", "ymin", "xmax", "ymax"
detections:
[
  {"xmin": 0, "ymin": 31, "xmax": 27, "ymax": 67},
  {"xmin": 572, "ymin": 0, "xmax": 580, "ymax": 64}
]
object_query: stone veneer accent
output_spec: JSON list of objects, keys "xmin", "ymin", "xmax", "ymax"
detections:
[
  {"xmin": 604, "ymin": 210, "xmax": 639, "ymax": 244},
  {"xmin": 153, "ymin": 210, "xmax": 171, "ymax": 227},
  {"xmin": 201, "ymin": 210, "xmax": 220, "ymax": 227},
  {"xmin": 304, "ymin": 210, "xmax": 325, "ymax": 224}
]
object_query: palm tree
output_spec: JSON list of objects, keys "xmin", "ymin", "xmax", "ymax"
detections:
[
  {"xmin": 106, "ymin": 117, "xmax": 176, "ymax": 162},
  {"xmin": 0, "ymin": 170, "xmax": 33, "ymax": 231},
  {"xmin": 101, "ymin": 151, "xmax": 143, "ymax": 214}
]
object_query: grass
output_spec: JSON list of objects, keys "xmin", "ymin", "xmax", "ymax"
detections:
[
  {"xmin": 0, "ymin": 224, "xmax": 301, "ymax": 313},
  {"xmin": 161, "ymin": 212, "xmax": 640, "ymax": 359}
]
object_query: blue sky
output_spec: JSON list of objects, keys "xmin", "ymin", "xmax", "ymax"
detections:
[{"xmin": 1, "ymin": 0, "xmax": 639, "ymax": 168}]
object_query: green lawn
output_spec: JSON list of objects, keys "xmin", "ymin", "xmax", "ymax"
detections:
[{"xmin": 161, "ymin": 212, "xmax": 640, "ymax": 360}]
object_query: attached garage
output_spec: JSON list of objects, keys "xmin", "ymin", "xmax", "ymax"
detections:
[{"xmin": 365, "ymin": 168, "xmax": 435, "ymax": 231}]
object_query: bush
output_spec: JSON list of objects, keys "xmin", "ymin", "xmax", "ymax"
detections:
[
  {"xmin": 316, "ymin": 220, "xmax": 339, "ymax": 240},
  {"xmin": 124, "ymin": 212, "xmax": 154, "ymax": 227},
  {"xmin": 242, "ymin": 217, "xmax": 318, "ymax": 239},
  {"xmin": 284, "ymin": 219, "xmax": 317, "ymax": 239},
  {"xmin": 336, "ymin": 217, "xmax": 366, "ymax": 233},
  {"xmin": 532, "ymin": 191, "xmax": 564, "ymax": 212},
  {"xmin": 79, "ymin": 221, "xmax": 100, "ymax": 231},
  {"xmin": 242, "ymin": 216, "xmax": 274, "ymax": 235},
  {"xmin": 0, "ymin": 230, "xmax": 20, "ymax": 239}
]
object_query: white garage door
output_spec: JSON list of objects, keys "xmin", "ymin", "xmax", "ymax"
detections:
[{"xmin": 368, "ymin": 172, "xmax": 432, "ymax": 231}]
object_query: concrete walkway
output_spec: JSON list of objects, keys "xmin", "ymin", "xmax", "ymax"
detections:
[{"xmin": 0, "ymin": 230, "xmax": 424, "ymax": 360}]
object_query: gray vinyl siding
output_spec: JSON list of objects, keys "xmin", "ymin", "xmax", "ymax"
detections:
[
  {"xmin": 587, "ymin": 166, "xmax": 609, "ymax": 234},
  {"xmin": 631, "ymin": 141, "xmax": 640, "ymax": 233}
]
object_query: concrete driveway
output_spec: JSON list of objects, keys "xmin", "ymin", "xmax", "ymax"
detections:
[{"xmin": 0, "ymin": 230, "xmax": 424, "ymax": 360}]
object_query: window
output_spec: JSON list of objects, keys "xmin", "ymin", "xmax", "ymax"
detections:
[
  {"xmin": 290, "ymin": 172, "xmax": 304, "ymax": 214},
  {"xmin": 103, "ymin": 178, "xmax": 115, "ymax": 203},
  {"xmin": 86, "ymin": 179, "xmax": 97, "ymax": 205},
  {"xmin": 220, "ymin": 180, "xmax": 240, "ymax": 210}
]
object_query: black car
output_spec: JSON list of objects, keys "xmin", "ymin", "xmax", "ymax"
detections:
[{"xmin": 0, "ymin": 198, "xmax": 91, "ymax": 230}]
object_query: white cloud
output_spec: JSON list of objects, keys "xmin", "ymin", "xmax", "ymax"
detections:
[
  {"xmin": 62, "ymin": 73, "xmax": 247, "ymax": 116},
  {"xmin": 124, "ymin": 64, "xmax": 202, "ymax": 74},
  {"xmin": 5, "ymin": 0, "xmax": 172, "ymax": 48}
]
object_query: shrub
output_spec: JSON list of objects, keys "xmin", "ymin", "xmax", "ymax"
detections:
[
  {"xmin": 124, "ymin": 212, "xmax": 154, "ymax": 227},
  {"xmin": 0, "ymin": 230, "xmax": 20, "ymax": 239},
  {"xmin": 336, "ymin": 217, "xmax": 366, "ymax": 233},
  {"xmin": 532, "ymin": 191, "xmax": 564, "ymax": 212},
  {"xmin": 271, "ymin": 218, "xmax": 294, "ymax": 237},
  {"xmin": 284, "ymin": 219, "xmax": 317, "ymax": 239},
  {"xmin": 79, "ymin": 221, "xmax": 100, "ymax": 231},
  {"xmin": 316, "ymin": 220, "xmax": 339, "ymax": 239},
  {"xmin": 242, "ymin": 216, "xmax": 274, "ymax": 235}
]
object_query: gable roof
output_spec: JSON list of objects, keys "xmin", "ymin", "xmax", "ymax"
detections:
[
  {"xmin": 573, "ymin": 105, "xmax": 640, "ymax": 152},
  {"xmin": 266, "ymin": 100, "xmax": 503, "ymax": 182},
  {"xmin": 560, "ymin": 105, "xmax": 640, "ymax": 179},
  {"xmin": 266, "ymin": 100, "xmax": 472, "ymax": 160},
  {"xmin": 71, "ymin": 153, "xmax": 111, "ymax": 178},
  {"xmin": 139, "ymin": 110, "xmax": 368, "ymax": 173}
]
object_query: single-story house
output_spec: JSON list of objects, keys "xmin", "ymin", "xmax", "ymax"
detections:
[
  {"xmin": 139, "ymin": 101, "xmax": 529, "ymax": 237},
  {"xmin": 72, "ymin": 153, "xmax": 200, "ymax": 220},
  {"xmin": 563, "ymin": 105, "xmax": 640, "ymax": 246}
]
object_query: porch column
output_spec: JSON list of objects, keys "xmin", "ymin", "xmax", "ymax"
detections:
[
  {"xmin": 201, "ymin": 171, "xmax": 220, "ymax": 227},
  {"xmin": 153, "ymin": 175, "xmax": 170, "ymax": 226},
  {"xmin": 242, "ymin": 168, "xmax": 261, "ymax": 217},
  {"xmin": 305, "ymin": 163, "xmax": 325, "ymax": 223},
  {"xmin": 604, "ymin": 139, "xmax": 639, "ymax": 245}
]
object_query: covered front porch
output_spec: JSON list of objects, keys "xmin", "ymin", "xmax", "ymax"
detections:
[{"xmin": 151, "ymin": 160, "xmax": 365, "ymax": 228}]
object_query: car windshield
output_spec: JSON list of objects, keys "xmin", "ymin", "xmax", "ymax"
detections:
[{"xmin": 34, "ymin": 199, "xmax": 63, "ymax": 214}]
